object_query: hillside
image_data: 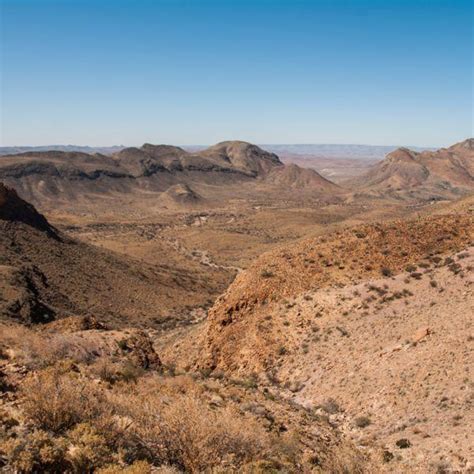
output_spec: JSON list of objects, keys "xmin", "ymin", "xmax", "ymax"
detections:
[
  {"xmin": 190, "ymin": 212, "xmax": 473, "ymax": 471},
  {"xmin": 265, "ymin": 163, "xmax": 342, "ymax": 192},
  {"xmin": 0, "ymin": 183, "xmax": 230, "ymax": 327},
  {"xmin": 352, "ymin": 139, "xmax": 474, "ymax": 200},
  {"xmin": 156, "ymin": 183, "xmax": 203, "ymax": 209}
]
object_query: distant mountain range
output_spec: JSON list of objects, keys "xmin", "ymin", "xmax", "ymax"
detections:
[
  {"xmin": 0, "ymin": 141, "xmax": 330, "ymax": 207},
  {"xmin": 0, "ymin": 143, "xmax": 435, "ymax": 160},
  {"xmin": 0, "ymin": 145, "xmax": 125, "ymax": 156},
  {"xmin": 261, "ymin": 144, "xmax": 435, "ymax": 159},
  {"xmin": 0, "ymin": 139, "xmax": 471, "ymax": 209}
]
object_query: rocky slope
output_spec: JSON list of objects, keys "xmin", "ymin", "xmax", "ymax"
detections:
[{"xmin": 192, "ymin": 212, "xmax": 473, "ymax": 472}]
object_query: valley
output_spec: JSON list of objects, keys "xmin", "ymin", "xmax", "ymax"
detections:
[{"xmin": 0, "ymin": 139, "xmax": 472, "ymax": 473}]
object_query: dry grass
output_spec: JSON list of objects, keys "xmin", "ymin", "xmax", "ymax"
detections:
[
  {"xmin": 0, "ymin": 325, "xmax": 101, "ymax": 369},
  {"xmin": 21, "ymin": 369, "xmax": 111, "ymax": 434},
  {"xmin": 6, "ymin": 369, "xmax": 303, "ymax": 472},
  {"xmin": 122, "ymin": 394, "xmax": 272, "ymax": 471}
]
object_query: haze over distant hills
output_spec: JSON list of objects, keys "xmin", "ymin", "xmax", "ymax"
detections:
[
  {"xmin": 0, "ymin": 143, "xmax": 435, "ymax": 159},
  {"xmin": 0, "ymin": 145, "xmax": 125, "ymax": 156},
  {"xmin": 262, "ymin": 144, "xmax": 435, "ymax": 159}
]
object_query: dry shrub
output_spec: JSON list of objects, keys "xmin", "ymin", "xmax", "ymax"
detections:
[
  {"xmin": 89, "ymin": 358, "xmax": 145, "ymax": 385},
  {"xmin": 97, "ymin": 460, "xmax": 158, "ymax": 473},
  {"xmin": 21, "ymin": 369, "xmax": 110, "ymax": 433},
  {"xmin": 121, "ymin": 394, "xmax": 272, "ymax": 471},
  {"xmin": 12, "ymin": 369, "xmax": 369, "ymax": 473},
  {"xmin": 103, "ymin": 376, "xmax": 281, "ymax": 471},
  {"xmin": 0, "ymin": 324, "xmax": 101, "ymax": 369},
  {"xmin": 0, "ymin": 430, "xmax": 69, "ymax": 473},
  {"xmin": 66, "ymin": 423, "xmax": 113, "ymax": 472}
]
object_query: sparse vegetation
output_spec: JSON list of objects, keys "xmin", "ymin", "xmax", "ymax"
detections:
[
  {"xmin": 381, "ymin": 267, "xmax": 393, "ymax": 277},
  {"xmin": 354, "ymin": 416, "xmax": 371, "ymax": 428}
]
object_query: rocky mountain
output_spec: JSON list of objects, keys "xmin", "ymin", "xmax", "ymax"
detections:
[
  {"xmin": 115, "ymin": 140, "xmax": 283, "ymax": 178},
  {"xmin": 0, "ymin": 141, "xmax": 288, "ymax": 207},
  {"xmin": 352, "ymin": 139, "xmax": 474, "ymax": 199}
]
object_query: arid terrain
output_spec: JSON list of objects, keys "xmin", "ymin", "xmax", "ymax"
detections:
[{"xmin": 0, "ymin": 139, "xmax": 473, "ymax": 473}]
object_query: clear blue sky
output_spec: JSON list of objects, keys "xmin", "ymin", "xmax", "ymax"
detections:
[{"xmin": 1, "ymin": 0, "xmax": 472, "ymax": 147}]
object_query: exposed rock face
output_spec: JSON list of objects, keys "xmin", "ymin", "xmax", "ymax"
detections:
[
  {"xmin": 199, "ymin": 141, "xmax": 283, "ymax": 177},
  {"xmin": 120, "ymin": 330, "xmax": 163, "ymax": 370}
]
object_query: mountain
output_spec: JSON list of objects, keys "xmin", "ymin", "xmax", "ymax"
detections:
[
  {"xmin": 0, "ymin": 183, "xmax": 228, "ymax": 326},
  {"xmin": 115, "ymin": 140, "xmax": 283, "ymax": 178},
  {"xmin": 0, "ymin": 141, "xmax": 286, "ymax": 207},
  {"xmin": 352, "ymin": 139, "xmax": 474, "ymax": 199},
  {"xmin": 1, "ymin": 143, "xmax": 434, "ymax": 160}
]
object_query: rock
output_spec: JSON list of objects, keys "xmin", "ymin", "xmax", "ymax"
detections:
[
  {"xmin": 412, "ymin": 326, "xmax": 430, "ymax": 344},
  {"xmin": 120, "ymin": 330, "xmax": 162, "ymax": 370},
  {"xmin": 209, "ymin": 394, "xmax": 224, "ymax": 407}
]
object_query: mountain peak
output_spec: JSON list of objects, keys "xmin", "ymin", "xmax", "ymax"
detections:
[
  {"xmin": 385, "ymin": 147, "xmax": 418, "ymax": 163},
  {"xmin": 450, "ymin": 138, "xmax": 474, "ymax": 151}
]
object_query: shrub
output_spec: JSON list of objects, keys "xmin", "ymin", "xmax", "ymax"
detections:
[
  {"xmin": 0, "ymin": 430, "xmax": 69, "ymax": 473},
  {"xmin": 354, "ymin": 416, "xmax": 371, "ymax": 428},
  {"xmin": 0, "ymin": 325, "xmax": 99, "ymax": 369},
  {"xmin": 97, "ymin": 461, "xmax": 158, "ymax": 473},
  {"xmin": 278, "ymin": 346, "xmax": 287, "ymax": 356},
  {"xmin": 320, "ymin": 398, "xmax": 341, "ymax": 414},
  {"xmin": 116, "ymin": 393, "xmax": 273, "ymax": 472},
  {"xmin": 66, "ymin": 423, "xmax": 113, "ymax": 472},
  {"xmin": 21, "ymin": 370, "xmax": 109, "ymax": 433},
  {"xmin": 381, "ymin": 267, "xmax": 393, "ymax": 277}
]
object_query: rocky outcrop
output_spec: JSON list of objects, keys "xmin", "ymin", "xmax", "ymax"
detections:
[{"xmin": 119, "ymin": 330, "xmax": 162, "ymax": 370}]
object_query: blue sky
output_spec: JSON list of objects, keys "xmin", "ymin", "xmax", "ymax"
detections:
[{"xmin": 1, "ymin": 0, "xmax": 472, "ymax": 147}]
